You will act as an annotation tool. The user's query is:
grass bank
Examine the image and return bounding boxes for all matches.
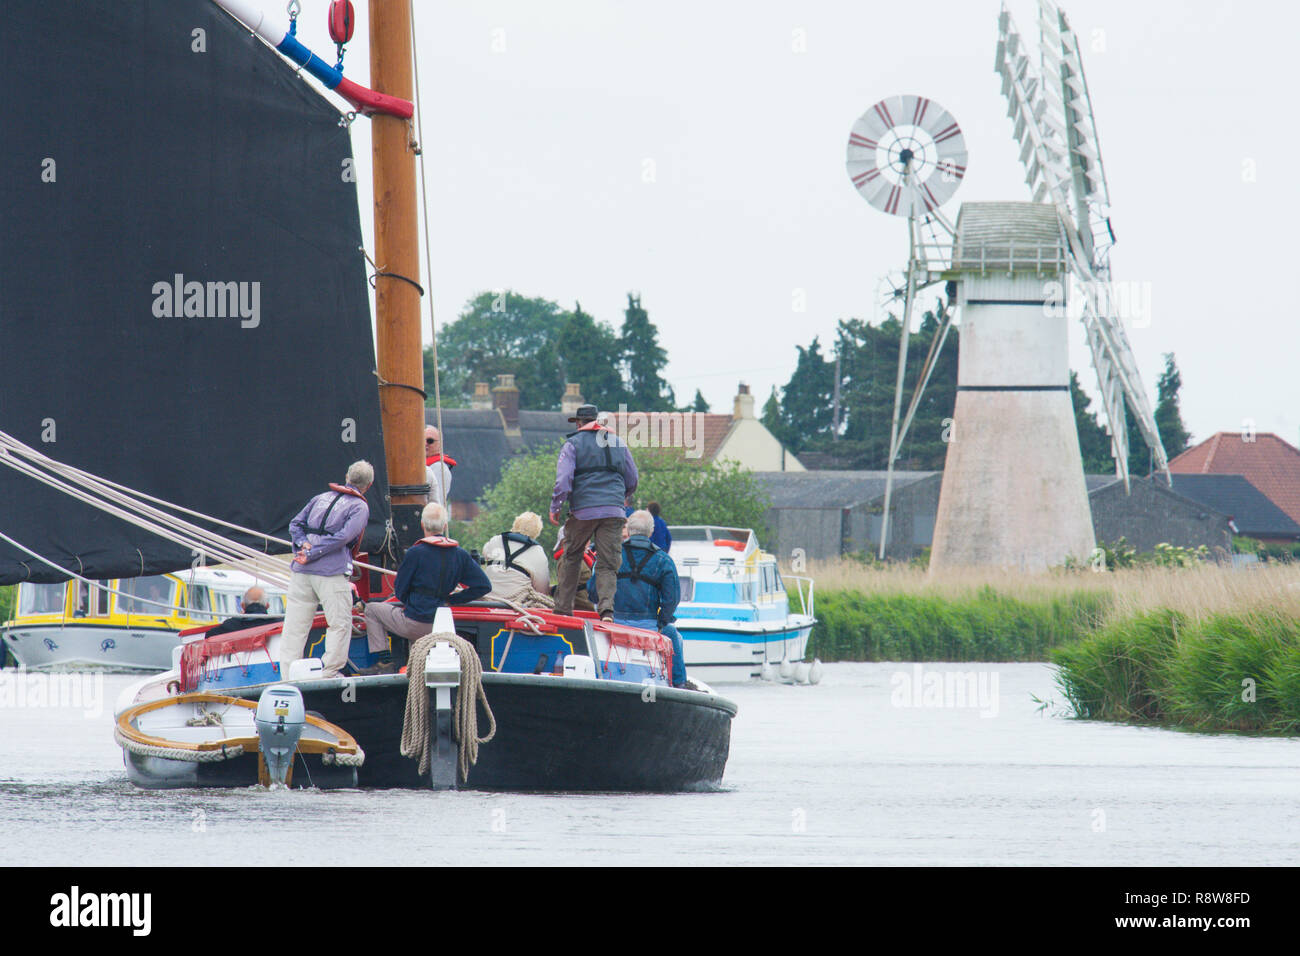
[807,586,1107,661]
[802,562,1300,663]
[800,560,1300,733]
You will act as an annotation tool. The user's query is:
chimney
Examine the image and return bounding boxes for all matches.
[492,373,520,428]
[471,381,492,410]
[561,383,584,417]
[733,382,754,420]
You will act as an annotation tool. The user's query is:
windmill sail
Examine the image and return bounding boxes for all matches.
[0,0,390,584]
[995,1,1168,487]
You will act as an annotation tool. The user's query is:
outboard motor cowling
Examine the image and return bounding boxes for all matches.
[255,684,306,787]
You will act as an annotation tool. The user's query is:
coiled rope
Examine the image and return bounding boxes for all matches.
[400,632,495,782]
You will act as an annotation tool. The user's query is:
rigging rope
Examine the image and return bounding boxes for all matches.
[0,430,396,582]
[409,0,448,511]
[400,632,495,782]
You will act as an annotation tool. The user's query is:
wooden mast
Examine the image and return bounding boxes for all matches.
[369,0,424,549]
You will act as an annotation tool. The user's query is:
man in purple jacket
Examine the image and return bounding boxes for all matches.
[550,404,637,620]
[280,460,373,679]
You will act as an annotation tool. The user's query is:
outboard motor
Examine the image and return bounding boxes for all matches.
[255,684,306,787]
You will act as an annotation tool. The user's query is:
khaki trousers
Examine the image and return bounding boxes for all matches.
[280,572,355,678]
[364,601,434,653]
[553,515,625,616]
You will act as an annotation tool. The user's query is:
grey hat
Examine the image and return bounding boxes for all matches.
[567,403,599,423]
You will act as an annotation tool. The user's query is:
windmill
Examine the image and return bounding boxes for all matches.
[844,95,966,558]
[995,0,1168,488]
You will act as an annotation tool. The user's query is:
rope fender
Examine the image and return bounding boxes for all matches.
[114,727,244,763]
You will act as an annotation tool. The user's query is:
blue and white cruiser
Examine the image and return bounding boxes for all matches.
[667,527,820,684]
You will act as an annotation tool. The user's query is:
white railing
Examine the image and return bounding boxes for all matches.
[784,575,816,621]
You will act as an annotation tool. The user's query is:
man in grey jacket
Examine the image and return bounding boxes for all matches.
[280,460,373,678]
[550,404,637,620]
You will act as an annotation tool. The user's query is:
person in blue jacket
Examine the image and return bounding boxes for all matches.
[622,501,671,551]
[361,502,489,674]
[588,509,687,688]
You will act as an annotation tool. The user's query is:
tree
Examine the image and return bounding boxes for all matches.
[1070,371,1117,474]
[765,336,836,453]
[1123,352,1190,476]
[814,302,956,469]
[427,290,568,408]
[620,293,675,411]
[1153,353,1190,459]
[556,301,626,408]
[690,389,710,413]
[466,444,770,554]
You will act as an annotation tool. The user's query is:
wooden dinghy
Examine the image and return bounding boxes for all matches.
[115,688,363,790]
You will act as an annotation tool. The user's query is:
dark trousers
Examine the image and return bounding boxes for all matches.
[553,515,625,616]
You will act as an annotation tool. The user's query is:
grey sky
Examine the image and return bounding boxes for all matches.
[291,0,1297,446]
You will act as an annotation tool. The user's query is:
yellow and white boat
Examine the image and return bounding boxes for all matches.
[1,567,285,671]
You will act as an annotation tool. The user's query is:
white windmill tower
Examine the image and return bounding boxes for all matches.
[844,95,967,559]
[993,0,1169,488]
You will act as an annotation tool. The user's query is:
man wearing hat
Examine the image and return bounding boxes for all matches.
[550,403,637,620]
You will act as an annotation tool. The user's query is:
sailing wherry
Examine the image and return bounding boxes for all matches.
[2,0,737,792]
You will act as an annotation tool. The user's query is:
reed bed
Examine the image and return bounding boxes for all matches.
[800,559,1300,733]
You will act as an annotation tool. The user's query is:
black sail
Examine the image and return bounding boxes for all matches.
[0,0,390,584]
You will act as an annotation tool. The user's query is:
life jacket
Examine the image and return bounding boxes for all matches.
[417,535,458,548]
[305,484,368,558]
[618,539,666,589]
[425,453,458,468]
[565,425,628,513]
[495,532,540,575]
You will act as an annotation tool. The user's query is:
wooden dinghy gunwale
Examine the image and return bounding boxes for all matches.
[116,692,361,758]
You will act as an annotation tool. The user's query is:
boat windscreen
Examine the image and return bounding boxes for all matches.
[17,583,67,616]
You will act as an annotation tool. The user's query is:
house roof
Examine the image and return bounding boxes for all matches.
[1168,432,1300,526]
[1166,473,1300,539]
[753,470,937,509]
[599,411,735,462]
[426,408,570,503]
[429,402,796,505]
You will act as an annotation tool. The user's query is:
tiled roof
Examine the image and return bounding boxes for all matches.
[1168,432,1300,526]
[1167,473,1300,539]
[426,408,569,503]
[599,411,735,462]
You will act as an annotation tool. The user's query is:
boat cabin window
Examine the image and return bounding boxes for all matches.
[185,583,215,621]
[17,582,68,616]
[119,576,176,616]
[75,580,112,617]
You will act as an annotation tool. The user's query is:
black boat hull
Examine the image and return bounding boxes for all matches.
[232,673,735,791]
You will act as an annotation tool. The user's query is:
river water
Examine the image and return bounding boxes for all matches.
[1,662,1297,866]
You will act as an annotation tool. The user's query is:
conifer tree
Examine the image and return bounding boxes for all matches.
[620,293,675,411]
